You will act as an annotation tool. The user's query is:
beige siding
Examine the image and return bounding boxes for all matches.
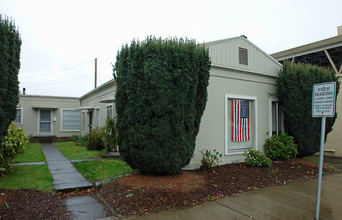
[207,37,281,77]
[79,80,116,136]
[16,95,80,137]
[185,66,279,169]
[184,37,282,169]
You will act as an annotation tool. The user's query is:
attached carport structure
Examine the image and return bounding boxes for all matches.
[271,26,342,156]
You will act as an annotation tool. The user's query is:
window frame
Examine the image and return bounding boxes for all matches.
[60,109,81,132]
[13,107,23,124]
[38,109,53,135]
[225,94,257,155]
[106,104,113,119]
[268,97,283,137]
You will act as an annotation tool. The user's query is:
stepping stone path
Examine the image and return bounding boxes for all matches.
[41,143,93,192]
[41,143,107,219]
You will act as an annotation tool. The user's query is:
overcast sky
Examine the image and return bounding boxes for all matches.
[2,0,342,97]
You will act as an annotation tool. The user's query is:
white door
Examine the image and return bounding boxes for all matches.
[39,110,52,134]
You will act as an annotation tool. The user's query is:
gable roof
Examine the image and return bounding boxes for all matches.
[80,78,116,100]
[206,36,282,77]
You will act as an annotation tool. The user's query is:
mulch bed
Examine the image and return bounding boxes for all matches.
[97,158,339,217]
[0,158,339,219]
[0,189,69,220]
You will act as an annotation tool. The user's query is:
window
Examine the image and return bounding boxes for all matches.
[270,100,283,135]
[106,105,113,119]
[94,108,100,128]
[225,95,257,155]
[61,109,80,131]
[82,111,86,132]
[239,47,248,65]
[13,108,22,124]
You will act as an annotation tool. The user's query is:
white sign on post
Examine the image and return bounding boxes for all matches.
[312,81,336,220]
[312,82,336,117]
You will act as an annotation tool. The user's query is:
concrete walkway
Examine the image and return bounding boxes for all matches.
[41,143,93,192]
[121,173,342,220]
[41,143,108,219]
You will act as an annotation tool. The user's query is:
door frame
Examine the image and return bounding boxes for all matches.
[38,109,53,135]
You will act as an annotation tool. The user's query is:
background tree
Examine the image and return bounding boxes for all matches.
[114,37,211,175]
[277,61,340,157]
[0,15,21,144]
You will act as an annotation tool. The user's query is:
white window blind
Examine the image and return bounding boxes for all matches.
[62,110,80,131]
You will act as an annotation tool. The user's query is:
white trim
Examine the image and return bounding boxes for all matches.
[81,110,87,132]
[211,64,278,79]
[268,97,279,138]
[225,94,257,156]
[38,109,53,135]
[14,107,23,124]
[60,108,81,132]
[94,107,100,128]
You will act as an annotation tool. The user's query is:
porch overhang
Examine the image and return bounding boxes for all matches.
[77,106,94,111]
[32,106,58,111]
[99,98,115,103]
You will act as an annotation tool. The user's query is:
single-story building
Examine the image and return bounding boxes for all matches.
[185,36,282,169]
[15,95,81,139]
[78,79,116,136]
[15,36,282,169]
[271,26,342,157]
[75,36,282,169]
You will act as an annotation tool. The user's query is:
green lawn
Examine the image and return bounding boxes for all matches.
[73,158,134,182]
[13,143,45,163]
[0,165,54,191]
[54,141,106,160]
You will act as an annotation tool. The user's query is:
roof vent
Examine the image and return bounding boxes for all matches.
[338,25,342,36]
[241,35,247,39]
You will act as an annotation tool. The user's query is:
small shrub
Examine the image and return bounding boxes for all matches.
[244,150,272,168]
[200,149,222,169]
[0,123,29,175]
[264,133,298,161]
[72,135,86,146]
[102,118,117,152]
[84,129,105,151]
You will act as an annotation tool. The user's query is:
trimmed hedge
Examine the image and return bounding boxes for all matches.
[0,15,21,144]
[114,37,211,175]
[277,61,340,157]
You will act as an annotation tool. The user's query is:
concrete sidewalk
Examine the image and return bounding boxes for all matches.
[123,173,342,220]
[41,143,108,219]
[41,143,93,192]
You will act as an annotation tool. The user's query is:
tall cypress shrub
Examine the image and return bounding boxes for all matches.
[114,37,211,175]
[0,15,21,144]
[277,61,340,157]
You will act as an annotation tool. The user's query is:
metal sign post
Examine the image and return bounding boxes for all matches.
[315,116,326,220]
[312,82,336,220]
